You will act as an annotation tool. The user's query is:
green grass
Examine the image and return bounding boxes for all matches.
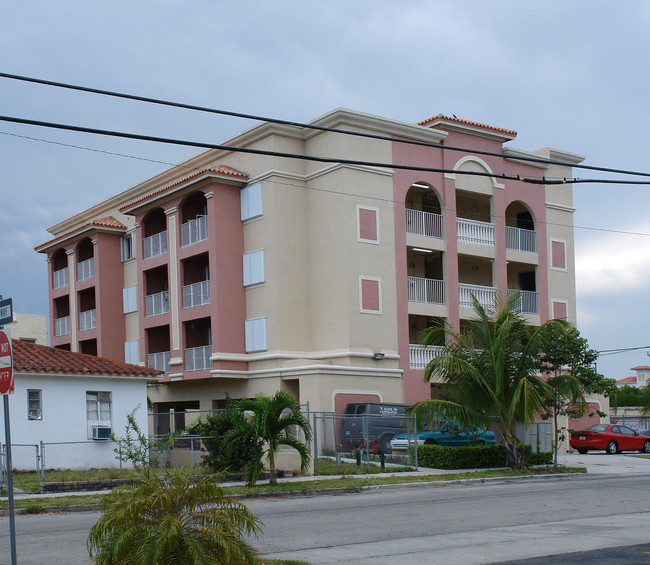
[316,458,414,475]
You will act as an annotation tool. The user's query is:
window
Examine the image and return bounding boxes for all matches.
[121,233,135,261]
[123,285,138,314]
[124,339,139,365]
[241,182,263,221]
[359,277,382,314]
[86,391,112,437]
[27,389,42,420]
[357,205,379,244]
[550,239,567,271]
[243,249,265,286]
[552,300,568,321]
[245,317,267,352]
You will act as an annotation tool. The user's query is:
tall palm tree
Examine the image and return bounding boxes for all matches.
[237,391,312,486]
[87,467,261,564]
[413,294,566,469]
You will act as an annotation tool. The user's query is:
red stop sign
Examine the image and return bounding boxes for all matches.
[0,330,13,395]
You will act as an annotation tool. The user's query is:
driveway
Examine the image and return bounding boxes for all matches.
[558,451,650,474]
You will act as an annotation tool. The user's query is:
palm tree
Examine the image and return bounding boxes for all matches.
[236,391,312,486]
[413,294,565,469]
[87,467,261,565]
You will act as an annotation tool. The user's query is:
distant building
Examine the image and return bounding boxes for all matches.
[5,312,48,345]
[616,365,650,389]
[34,109,581,420]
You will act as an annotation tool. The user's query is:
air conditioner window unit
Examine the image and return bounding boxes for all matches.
[92,426,112,440]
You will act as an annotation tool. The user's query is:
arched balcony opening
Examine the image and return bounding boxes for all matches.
[180,192,208,246]
[405,183,443,239]
[143,208,168,259]
[505,201,536,253]
[76,238,95,281]
[52,249,69,289]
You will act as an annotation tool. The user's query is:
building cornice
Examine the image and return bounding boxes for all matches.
[502,147,550,169]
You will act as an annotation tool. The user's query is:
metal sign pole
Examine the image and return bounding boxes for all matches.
[4,394,17,564]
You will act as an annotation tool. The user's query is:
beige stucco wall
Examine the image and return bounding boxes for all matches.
[9,313,48,345]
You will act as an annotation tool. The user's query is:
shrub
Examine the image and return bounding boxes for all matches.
[413,444,553,469]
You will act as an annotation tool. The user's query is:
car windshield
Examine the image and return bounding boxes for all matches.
[587,424,609,432]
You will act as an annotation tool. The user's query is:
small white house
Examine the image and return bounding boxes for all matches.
[0,340,160,470]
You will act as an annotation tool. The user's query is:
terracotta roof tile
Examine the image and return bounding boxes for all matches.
[630,365,650,371]
[13,340,161,379]
[35,216,127,253]
[418,114,517,137]
[616,376,638,384]
[119,166,249,212]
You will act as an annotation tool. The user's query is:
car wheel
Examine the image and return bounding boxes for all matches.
[641,440,650,454]
[577,449,588,455]
[424,439,437,446]
[606,441,618,454]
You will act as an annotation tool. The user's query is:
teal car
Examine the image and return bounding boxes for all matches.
[389,421,496,452]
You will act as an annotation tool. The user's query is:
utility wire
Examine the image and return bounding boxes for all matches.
[2,71,650,179]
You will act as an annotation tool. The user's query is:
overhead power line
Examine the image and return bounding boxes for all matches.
[2,71,650,180]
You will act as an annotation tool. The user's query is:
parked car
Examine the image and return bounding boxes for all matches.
[390,421,496,452]
[339,402,411,453]
[569,424,650,454]
[639,429,650,437]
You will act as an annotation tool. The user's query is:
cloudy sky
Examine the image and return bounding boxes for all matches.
[2,1,649,380]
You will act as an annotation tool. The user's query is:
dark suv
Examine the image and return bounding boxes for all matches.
[339,402,411,453]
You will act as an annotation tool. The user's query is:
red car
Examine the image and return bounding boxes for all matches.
[570,424,650,454]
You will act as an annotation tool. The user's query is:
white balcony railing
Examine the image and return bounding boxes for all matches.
[407,276,444,305]
[457,218,494,247]
[54,316,71,337]
[181,216,208,247]
[147,351,171,374]
[506,226,536,253]
[53,267,69,289]
[183,280,210,308]
[144,231,168,259]
[77,258,95,281]
[508,289,539,314]
[185,345,211,371]
[409,344,444,370]
[405,209,443,239]
[79,309,96,331]
[145,291,169,317]
[459,283,497,310]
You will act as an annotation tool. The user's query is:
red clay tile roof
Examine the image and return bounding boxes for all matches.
[13,340,161,379]
[616,376,638,384]
[630,366,650,371]
[35,216,127,253]
[418,114,517,137]
[119,166,249,213]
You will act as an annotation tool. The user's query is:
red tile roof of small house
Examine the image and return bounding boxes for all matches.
[34,216,127,253]
[418,114,517,138]
[616,376,638,385]
[630,366,650,371]
[12,340,161,379]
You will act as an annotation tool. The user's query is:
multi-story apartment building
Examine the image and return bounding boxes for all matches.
[35,109,581,422]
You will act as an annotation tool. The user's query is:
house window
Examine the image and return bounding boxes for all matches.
[243,249,265,286]
[124,339,139,365]
[357,205,379,244]
[123,285,138,314]
[245,317,267,352]
[241,182,263,221]
[121,233,135,262]
[359,277,382,314]
[550,239,567,271]
[86,391,112,438]
[27,389,42,420]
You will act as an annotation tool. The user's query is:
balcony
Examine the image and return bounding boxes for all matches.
[508,289,539,314]
[54,316,71,337]
[406,209,443,239]
[183,280,210,308]
[148,351,171,373]
[79,309,97,331]
[181,216,208,247]
[457,218,494,247]
[144,231,168,259]
[459,283,497,310]
[145,291,169,317]
[77,258,95,281]
[185,345,211,371]
[409,344,444,370]
[407,276,444,305]
[506,226,536,253]
[53,267,69,289]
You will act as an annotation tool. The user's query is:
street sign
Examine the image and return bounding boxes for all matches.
[0,296,12,327]
[0,328,13,395]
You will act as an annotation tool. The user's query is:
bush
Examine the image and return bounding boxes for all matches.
[193,402,262,474]
[413,444,552,469]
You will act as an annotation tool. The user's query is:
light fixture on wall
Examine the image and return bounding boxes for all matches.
[373,352,385,360]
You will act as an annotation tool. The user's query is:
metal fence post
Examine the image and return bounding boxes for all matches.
[118,439,123,472]
[40,441,46,482]
[312,412,318,476]
[414,413,418,470]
